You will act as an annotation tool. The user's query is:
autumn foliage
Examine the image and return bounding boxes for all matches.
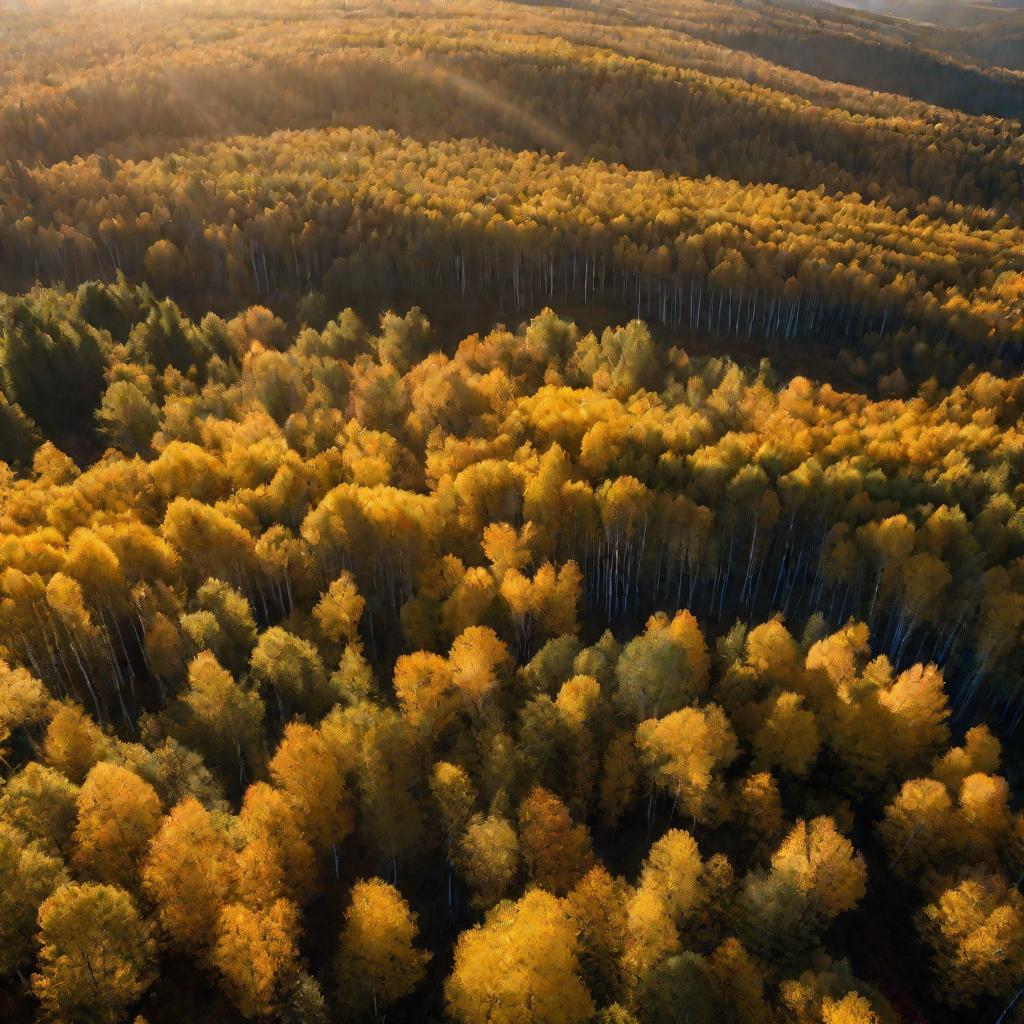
[2,1,1024,1023]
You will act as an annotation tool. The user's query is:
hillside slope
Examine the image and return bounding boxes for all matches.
[2,5,1024,1024]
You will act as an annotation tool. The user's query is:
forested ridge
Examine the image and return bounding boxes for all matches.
[833,2,1024,72]
[5,2,1024,385]
[2,1,1024,1023]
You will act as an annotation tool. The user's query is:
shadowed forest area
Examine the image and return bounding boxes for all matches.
[2,2,1024,1023]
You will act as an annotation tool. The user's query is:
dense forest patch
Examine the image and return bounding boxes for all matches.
[2,2,1024,1023]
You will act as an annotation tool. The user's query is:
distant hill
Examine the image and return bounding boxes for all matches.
[833,0,1024,27]
[946,8,1024,70]
[831,0,1024,68]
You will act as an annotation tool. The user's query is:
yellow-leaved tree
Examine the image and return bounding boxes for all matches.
[141,796,237,951]
[456,812,520,910]
[32,882,156,1023]
[0,822,67,977]
[770,817,867,920]
[72,762,163,889]
[335,878,430,1020]
[446,888,594,1024]
[919,871,1024,1007]
[518,785,594,895]
[212,897,300,1019]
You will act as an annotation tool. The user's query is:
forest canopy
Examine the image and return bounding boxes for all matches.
[2,2,1024,1024]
